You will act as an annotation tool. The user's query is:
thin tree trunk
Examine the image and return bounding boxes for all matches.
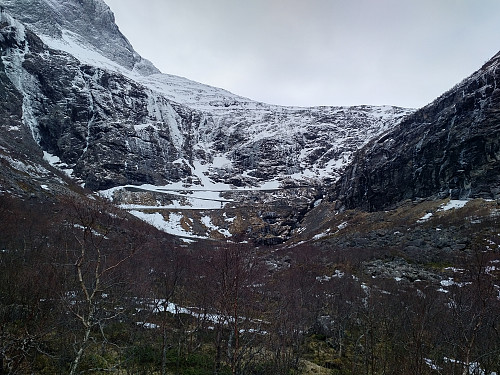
[69,322,92,375]
[214,328,222,375]
[162,324,168,375]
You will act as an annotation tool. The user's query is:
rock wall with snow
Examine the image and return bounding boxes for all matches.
[1,0,158,75]
[2,0,500,247]
[332,51,500,210]
[0,3,412,193]
[1,11,203,189]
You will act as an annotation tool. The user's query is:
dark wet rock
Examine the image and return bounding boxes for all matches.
[333,52,500,211]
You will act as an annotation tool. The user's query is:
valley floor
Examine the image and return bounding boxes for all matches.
[1,190,499,374]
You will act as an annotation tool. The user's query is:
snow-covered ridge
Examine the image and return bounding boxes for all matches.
[35,24,258,113]
[0,2,413,204]
[8,16,411,189]
[2,0,159,75]
[0,1,415,245]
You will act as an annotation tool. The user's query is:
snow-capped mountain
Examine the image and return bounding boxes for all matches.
[3,4,500,372]
[0,0,412,195]
[1,0,158,75]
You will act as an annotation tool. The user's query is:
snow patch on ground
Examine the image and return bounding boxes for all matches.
[43,151,75,178]
[443,357,497,375]
[201,215,230,238]
[337,221,348,230]
[129,210,203,239]
[418,212,433,223]
[313,229,331,240]
[0,153,50,177]
[316,270,345,282]
[136,322,159,329]
[418,200,469,223]
[127,210,230,240]
[439,199,468,211]
[437,277,472,293]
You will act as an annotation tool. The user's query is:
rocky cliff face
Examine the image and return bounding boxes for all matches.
[1,0,158,75]
[0,3,412,194]
[0,1,416,244]
[333,52,500,211]
[1,0,500,249]
[1,11,202,190]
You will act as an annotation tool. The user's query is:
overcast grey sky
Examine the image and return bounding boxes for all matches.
[104,0,500,109]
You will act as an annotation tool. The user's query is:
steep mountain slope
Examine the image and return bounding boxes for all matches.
[0,1,415,243]
[0,10,66,199]
[333,51,500,211]
[0,1,412,194]
[1,0,158,75]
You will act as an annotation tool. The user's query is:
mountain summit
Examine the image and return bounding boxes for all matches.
[2,0,159,74]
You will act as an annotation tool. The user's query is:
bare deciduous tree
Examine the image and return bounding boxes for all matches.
[61,199,139,375]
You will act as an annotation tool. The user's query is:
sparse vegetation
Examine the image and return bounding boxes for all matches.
[1,191,499,374]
